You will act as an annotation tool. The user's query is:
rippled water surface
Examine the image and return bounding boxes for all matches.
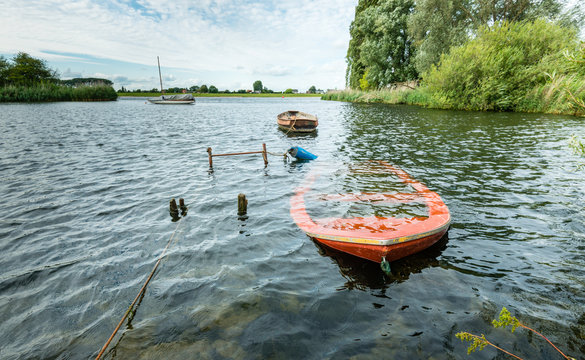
[1,98,584,359]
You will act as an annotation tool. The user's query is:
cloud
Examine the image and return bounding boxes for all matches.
[61,68,82,79]
[253,65,292,77]
[1,0,357,90]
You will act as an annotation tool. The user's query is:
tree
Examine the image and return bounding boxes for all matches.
[308,85,317,94]
[3,52,58,85]
[61,77,113,87]
[0,56,9,85]
[408,0,568,74]
[253,80,263,92]
[346,0,381,88]
[189,85,200,92]
[284,88,294,94]
[199,84,208,93]
[407,0,470,74]
[346,0,417,89]
[209,85,218,93]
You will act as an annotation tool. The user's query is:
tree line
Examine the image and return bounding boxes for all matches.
[0,52,117,102]
[0,52,113,87]
[343,0,584,114]
[120,80,320,94]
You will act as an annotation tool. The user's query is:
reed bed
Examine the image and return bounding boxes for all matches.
[321,88,431,106]
[322,84,584,117]
[0,84,118,102]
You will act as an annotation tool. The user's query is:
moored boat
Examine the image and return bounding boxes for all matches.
[147,56,195,105]
[147,94,195,104]
[277,110,318,133]
[290,161,450,263]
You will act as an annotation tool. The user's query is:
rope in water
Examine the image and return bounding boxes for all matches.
[95,217,184,360]
[267,151,287,157]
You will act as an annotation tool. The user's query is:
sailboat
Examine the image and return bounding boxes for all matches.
[148,57,195,105]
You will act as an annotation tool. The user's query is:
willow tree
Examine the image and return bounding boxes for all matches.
[408,0,569,74]
[346,0,417,89]
[346,0,380,89]
[407,0,470,75]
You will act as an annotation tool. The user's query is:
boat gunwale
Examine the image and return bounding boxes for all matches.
[291,161,451,247]
[303,216,451,246]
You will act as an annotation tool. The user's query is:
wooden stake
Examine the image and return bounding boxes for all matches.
[238,193,248,216]
[262,143,268,166]
[169,198,180,221]
[179,198,187,216]
[207,147,213,168]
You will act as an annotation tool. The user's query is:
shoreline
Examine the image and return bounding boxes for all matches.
[321,88,585,118]
[117,92,322,98]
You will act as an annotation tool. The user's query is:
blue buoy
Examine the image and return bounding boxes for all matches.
[288,146,317,160]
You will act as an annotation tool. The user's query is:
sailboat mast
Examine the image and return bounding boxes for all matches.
[157,56,163,94]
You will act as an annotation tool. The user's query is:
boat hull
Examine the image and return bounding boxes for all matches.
[291,161,451,264]
[312,226,448,263]
[277,123,317,133]
[147,94,195,105]
[147,99,195,104]
[277,110,318,132]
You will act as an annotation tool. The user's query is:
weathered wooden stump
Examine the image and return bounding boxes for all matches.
[207,147,213,167]
[237,193,248,216]
[169,198,180,221]
[179,198,187,217]
[262,143,268,166]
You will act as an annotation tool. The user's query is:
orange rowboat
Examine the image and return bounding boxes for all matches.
[290,161,450,263]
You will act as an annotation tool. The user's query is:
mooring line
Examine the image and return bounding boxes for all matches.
[95,217,184,360]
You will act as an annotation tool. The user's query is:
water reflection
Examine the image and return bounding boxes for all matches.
[313,234,449,291]
[278,128,319,138]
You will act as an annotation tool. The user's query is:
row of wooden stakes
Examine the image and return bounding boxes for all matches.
[169,194,248,221]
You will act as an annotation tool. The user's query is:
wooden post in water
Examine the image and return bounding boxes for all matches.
[179,198,187,216]
[169,198,179,221]
[238,193,248,216]
[207,147,213,168]
[262,143,268,166]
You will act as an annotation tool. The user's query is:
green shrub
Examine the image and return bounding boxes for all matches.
[422,19,579,112]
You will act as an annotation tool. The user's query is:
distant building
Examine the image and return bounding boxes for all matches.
[292,89,298,94]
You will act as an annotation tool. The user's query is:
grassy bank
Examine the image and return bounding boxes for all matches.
[0,84,118,102]
[321,86,585,116]
[321,88,438,108]
[118,92,322,98]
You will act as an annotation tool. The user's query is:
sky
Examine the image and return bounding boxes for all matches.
[1,0,358,92]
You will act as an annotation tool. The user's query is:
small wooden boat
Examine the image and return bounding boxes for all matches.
[290,161,450,263]
[277,110,318,133]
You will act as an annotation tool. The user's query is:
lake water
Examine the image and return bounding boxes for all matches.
[0,97,584,359]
